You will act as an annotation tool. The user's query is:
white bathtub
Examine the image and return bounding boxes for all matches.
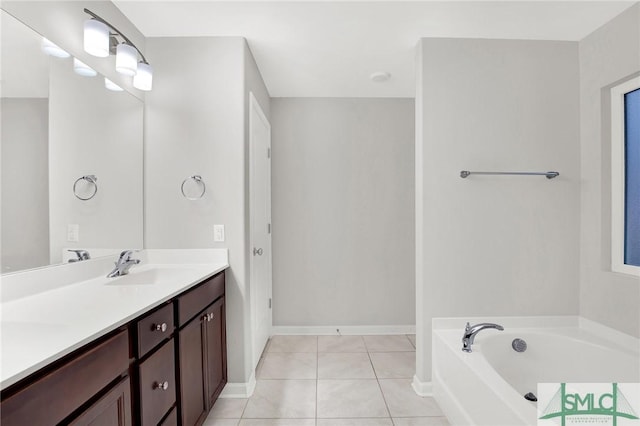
[432,317,640,426]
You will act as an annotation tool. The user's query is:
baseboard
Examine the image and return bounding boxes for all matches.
[218,371,256,398]
[271,324,416,335]
[412,375,433,396]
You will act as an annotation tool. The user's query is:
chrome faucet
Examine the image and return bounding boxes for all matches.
[107,250,140,278]
[68,249,91,262]
[462,322,504,352]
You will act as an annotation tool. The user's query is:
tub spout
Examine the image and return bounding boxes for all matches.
[462,322,504,352]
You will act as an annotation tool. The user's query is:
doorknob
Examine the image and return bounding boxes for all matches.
[253,247,263,256]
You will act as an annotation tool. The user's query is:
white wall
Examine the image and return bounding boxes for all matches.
[48,59,143,264]
[1,99,49,272]
[579,4,640,338]
[271,98,415,327]
[416,38,580,383]
[144,36,270,385]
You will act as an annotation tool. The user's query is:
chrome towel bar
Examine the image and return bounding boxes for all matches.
[181,175,206,200]
[73,175,98,200]
[460,171,559,179]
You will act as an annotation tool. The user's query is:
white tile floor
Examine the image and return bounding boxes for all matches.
[203,335,449,426]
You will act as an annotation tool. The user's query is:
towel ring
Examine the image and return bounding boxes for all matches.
[73,175,98,201]
[181,175,206,200]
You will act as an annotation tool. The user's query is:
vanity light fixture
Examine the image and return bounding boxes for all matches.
[41,37,70,58]
[133,62,153,91]
[83,19,109,57]
[73,58,97,77]
[83,8,153,91]
[104,77,124,92]
[115,43,137,76]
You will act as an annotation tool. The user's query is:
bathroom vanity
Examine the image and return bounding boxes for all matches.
[0,250,228,426]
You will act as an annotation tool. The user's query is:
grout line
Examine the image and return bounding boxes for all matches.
[246,335,437,424]
[367,341,394,422]
[238,385,250,420]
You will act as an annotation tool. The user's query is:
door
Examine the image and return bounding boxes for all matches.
[249,92,272,368]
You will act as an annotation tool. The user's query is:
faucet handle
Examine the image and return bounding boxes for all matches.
[464,322,471,332]
[118,249,139,261]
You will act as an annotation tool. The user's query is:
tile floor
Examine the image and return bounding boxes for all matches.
[203,335,449,426]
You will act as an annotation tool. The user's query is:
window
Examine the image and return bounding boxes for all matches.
[611,76,640,275]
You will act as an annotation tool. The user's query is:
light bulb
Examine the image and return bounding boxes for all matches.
[84,19,109,57]
[116,44,137,76]
[41,38,70,58]
[133,62,153,91]
[73,58,97,77]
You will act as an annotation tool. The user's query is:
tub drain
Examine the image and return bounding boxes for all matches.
[512,338,527,352]
[524,392,537,402]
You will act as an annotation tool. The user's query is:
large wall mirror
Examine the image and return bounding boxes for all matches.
[1,9,143,274]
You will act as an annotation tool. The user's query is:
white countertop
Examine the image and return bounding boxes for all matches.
[0,249,229,390]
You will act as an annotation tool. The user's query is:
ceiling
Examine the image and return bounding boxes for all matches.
[115,1,636,98]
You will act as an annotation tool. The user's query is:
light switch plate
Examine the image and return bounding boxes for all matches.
[213,225,225,242]
[67,224,79,242]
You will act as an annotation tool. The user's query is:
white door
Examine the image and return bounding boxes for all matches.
[249,92,272,369]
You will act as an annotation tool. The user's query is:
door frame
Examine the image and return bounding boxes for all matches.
[248,91,272,369]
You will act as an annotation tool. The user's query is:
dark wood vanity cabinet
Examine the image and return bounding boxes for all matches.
[134,301,177,426]
[203,298,226,407]
[0,329,131,426]
[69,377,132,426]
[0,270,226,426]
[138,339,176,425]
[177,272,227,426]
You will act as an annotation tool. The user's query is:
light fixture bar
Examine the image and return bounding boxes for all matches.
[83,8,149,65]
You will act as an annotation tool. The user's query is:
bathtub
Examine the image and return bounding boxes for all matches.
[432,317,640,426]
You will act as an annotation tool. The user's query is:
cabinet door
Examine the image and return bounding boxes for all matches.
[204,298,226,407]
[70,377,132,426]
[178,315,207,426]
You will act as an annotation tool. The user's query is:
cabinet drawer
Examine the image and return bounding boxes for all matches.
[1,329,129,426]
[139,339,176,426]
[178,271,224,326]
[160,407,178,426]
[137,302,174,357]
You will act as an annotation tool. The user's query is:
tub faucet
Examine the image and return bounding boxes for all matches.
[107,250,140,278]
[462,322,504,352]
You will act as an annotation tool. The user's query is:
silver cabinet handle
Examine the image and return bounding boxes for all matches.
[154,381,169,390]
[253,247,263,256]
[208,313,214,321]
[202,313,214,322]
[153,323,168,332]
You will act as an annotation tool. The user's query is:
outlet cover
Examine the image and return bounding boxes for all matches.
[67,224,79,242]
[214,225,225,242]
